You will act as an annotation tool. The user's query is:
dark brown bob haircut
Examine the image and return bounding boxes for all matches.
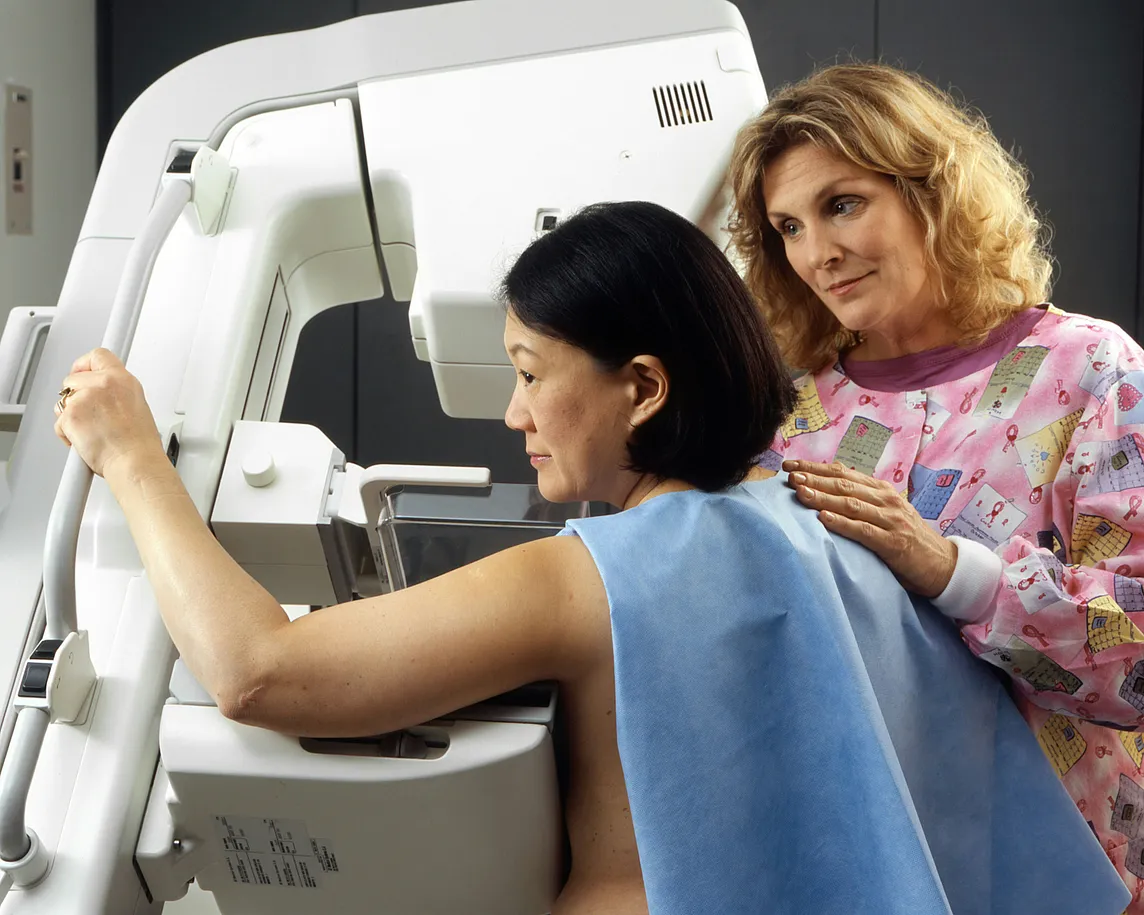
[501,201,795,492]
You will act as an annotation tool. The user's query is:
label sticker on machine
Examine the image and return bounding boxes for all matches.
[214,816,340,888]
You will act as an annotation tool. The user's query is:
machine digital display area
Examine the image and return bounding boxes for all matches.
[0,1,766,912]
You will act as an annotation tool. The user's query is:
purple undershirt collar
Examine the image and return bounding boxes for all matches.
[838,306,1048,392]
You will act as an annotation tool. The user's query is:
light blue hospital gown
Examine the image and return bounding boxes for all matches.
[562,475,1128,915]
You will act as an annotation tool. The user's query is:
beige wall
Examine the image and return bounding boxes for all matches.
[0,0,96,459]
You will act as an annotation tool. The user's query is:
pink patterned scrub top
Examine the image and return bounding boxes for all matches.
[760,304,1144,906]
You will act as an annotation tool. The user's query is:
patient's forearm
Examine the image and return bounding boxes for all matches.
[104,447,288,714]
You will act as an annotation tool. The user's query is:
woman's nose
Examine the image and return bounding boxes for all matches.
[805,225,843,270]
[504,386,532,431]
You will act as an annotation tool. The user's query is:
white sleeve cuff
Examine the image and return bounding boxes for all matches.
[931,536,1003,624]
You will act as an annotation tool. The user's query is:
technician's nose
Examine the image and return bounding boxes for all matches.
[806,226,843,271]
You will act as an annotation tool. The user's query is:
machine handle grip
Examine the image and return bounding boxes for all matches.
[0,709,49,868]
[0,178,193,876]
[43,178,192,640]
[359,462,491,493]
[332,463,490,529]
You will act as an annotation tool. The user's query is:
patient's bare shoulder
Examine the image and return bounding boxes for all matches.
[533,534,615,677]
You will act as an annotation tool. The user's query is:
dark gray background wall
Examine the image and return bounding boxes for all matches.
[96,0,1144,480]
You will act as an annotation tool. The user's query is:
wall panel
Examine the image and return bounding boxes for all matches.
[733,0,875,92]
[880,0,1144,336]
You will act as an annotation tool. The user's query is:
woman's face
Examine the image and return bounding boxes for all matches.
[763,143,944,354]
[503,310,644,505]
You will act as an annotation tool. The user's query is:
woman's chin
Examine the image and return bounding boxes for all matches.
[535,474,583,505]
[536,479,567,503]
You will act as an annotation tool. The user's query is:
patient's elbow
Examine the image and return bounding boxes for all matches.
[216,678,270,725]
[212,638,283,727]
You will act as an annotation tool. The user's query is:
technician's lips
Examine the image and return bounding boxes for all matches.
[827,272,872,295]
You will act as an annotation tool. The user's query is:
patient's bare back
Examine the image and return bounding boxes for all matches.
[553,646,647,914]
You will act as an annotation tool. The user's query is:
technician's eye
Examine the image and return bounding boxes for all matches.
[832,197,861,217]
[519,371,536,386]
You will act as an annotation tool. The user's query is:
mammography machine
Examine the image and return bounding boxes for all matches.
[0,1,765,911]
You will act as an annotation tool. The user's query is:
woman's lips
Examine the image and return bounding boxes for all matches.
[827,272,871,296]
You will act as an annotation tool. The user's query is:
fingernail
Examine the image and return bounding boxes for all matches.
[782,460,799,470]
[790,472,806,485]
[800,486,814,500]
[819,511,834,522]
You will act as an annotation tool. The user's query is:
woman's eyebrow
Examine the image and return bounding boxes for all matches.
[508,342,539,358]
[766,179,863,221]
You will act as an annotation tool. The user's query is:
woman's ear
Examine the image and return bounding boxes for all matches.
[627,355,669,427]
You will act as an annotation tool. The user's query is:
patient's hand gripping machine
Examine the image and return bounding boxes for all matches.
[0,2,765,911]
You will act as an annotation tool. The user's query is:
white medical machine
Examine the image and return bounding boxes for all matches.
[0,1,766,911]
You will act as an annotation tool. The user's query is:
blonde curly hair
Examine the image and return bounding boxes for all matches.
[727,63,1053,372]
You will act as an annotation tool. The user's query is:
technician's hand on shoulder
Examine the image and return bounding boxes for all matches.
[53,347,163,479]
[783,458,957,599]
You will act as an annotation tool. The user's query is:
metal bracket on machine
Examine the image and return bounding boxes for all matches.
[0,306,55,434]
[15,631,97,724]
[329,461,492,593]
[189,146,236,236]
[134,764,212,903]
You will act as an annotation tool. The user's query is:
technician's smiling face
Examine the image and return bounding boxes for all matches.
[764,142,949,357]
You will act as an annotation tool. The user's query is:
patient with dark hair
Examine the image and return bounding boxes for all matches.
[54,202,1126,914]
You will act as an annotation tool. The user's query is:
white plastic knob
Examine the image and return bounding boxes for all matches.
[241,450,277,488]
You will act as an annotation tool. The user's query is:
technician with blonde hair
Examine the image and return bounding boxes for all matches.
[729,62,1144,902]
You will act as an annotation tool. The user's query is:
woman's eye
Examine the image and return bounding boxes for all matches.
[832,198,860,217]
[518,371,536,386]
[781,221,801,239]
